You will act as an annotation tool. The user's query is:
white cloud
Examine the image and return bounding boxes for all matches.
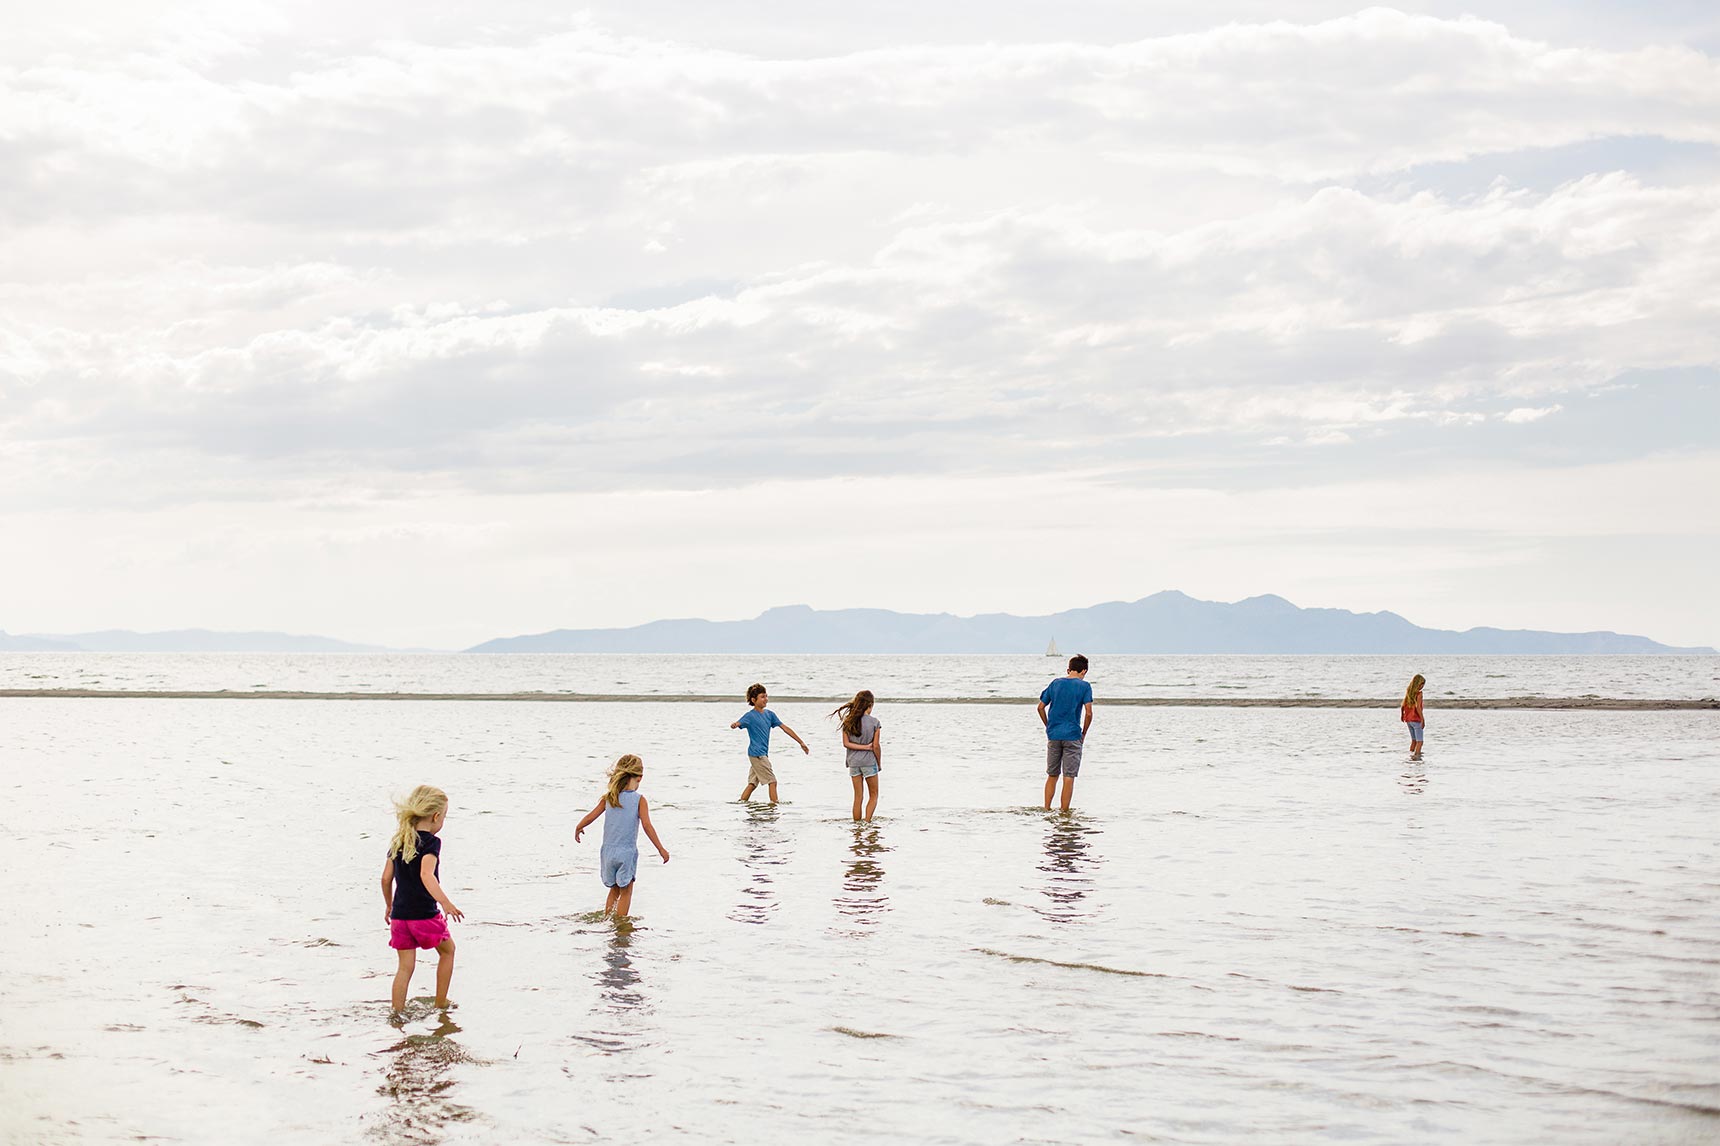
[0,4,1716,640]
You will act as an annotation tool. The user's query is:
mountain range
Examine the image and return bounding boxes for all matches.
[466,592,1714,654]
[2,594,1710,655]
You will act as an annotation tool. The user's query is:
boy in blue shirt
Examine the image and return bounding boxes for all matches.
[730,683,809,803]
[1038,655,1093,811]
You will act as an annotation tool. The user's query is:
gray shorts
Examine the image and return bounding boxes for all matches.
[1046,739,1084,778]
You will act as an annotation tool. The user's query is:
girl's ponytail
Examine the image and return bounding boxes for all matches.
[605,755,645,808]
[829,690,875,738]
[388,785,448,863]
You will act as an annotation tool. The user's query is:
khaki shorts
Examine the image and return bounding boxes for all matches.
[747,755,777,786]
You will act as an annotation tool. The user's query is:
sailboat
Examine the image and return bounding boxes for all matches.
[1045,638,1060,658]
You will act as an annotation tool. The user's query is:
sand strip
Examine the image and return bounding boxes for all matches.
[0,690,1713,709]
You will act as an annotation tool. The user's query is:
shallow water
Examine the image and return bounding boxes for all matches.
[2,651,1718,699]
[2,697,1717,1144]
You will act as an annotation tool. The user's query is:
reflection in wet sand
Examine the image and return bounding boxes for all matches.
[1399,764,1429,796]
[572,926,656,1067]
[833,824,891,933]
[730,803,786,925]
[370,1011,475,1144]
[1037,813,1102,924]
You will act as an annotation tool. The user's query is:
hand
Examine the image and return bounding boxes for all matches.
[574,826,584,842]
[384,912,392,928]
[800,741,810,754]
[444,905,465,923]
[659,849,671,864]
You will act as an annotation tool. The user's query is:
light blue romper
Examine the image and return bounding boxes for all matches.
[600,789,642,888]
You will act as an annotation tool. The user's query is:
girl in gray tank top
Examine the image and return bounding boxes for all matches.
[830,690,882,822]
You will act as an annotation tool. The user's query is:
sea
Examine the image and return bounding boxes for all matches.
[1,654,1716,1144]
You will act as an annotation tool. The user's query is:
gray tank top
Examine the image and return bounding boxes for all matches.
[843,714,881,768]
[601,789,641,851]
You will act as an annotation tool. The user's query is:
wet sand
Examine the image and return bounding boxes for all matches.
[0,688,1714,709]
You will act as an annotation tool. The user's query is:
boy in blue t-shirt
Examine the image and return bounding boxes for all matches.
[1038,655,1094,811]
[730,682,809,803]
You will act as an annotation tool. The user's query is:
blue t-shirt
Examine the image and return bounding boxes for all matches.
[1040,676,1093,741]
[736,707,782,757]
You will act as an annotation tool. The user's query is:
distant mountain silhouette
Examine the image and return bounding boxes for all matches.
[5,629,391,653]
[0,631,81,651]
[466,592,1714,654]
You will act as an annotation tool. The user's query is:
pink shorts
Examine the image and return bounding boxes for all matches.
[389,914,450,950]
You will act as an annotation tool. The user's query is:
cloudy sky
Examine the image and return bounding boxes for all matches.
[3,2,1717,649]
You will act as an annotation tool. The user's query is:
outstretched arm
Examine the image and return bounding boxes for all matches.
[638,796,670,862]
[418,854,464,922]
[782,724,811,754]
[574,797,606,842]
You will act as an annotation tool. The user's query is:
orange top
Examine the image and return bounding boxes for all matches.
[1401,699,1423,723]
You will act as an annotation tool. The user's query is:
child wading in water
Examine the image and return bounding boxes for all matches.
[832,689,882,821]
[575,754,670,918]
[730,683,809,803]
[1401,674,1426,760]
[381,785,465,1013]
[1039,654,1094,811]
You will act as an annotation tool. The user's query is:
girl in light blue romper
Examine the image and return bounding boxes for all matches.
[575,754,671,918]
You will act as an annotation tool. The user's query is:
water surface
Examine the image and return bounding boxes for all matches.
[2,696,1717,1143]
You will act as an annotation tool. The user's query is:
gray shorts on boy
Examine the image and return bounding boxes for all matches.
[1046,739,1083,777]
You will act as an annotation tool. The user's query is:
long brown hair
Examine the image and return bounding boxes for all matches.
[830,690,875,738]
[604,754,644,808]
[1402,674,1425,709]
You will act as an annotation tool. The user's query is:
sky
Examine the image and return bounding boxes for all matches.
[2,2,1716,650]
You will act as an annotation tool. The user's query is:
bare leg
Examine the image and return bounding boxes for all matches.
[1043,775,1057,810]
[604,885,621,916]
[864,775,879,821]
[1412,739,1423,761]
[851,775,864,821]
[1060,776,1076,812]
[767,781,779,804]
[739,782,757,801]
[433,937,456,1008]
[391,949,416,1011]
[614,882,635,917]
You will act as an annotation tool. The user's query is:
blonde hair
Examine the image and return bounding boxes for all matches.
[1402,674,1426,708]
[830,690,875,738]
[605,754,644,808]
[388,785,447,863]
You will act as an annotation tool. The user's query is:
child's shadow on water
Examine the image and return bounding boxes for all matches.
[832,823,892,934]
[1035,812,1104,925]
[729,802,786,925]
[371,1010,478,1142]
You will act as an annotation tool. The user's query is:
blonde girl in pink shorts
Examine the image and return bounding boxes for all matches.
[380,785,465,1013]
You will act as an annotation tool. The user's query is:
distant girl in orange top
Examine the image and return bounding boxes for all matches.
[1401,674,1426,760]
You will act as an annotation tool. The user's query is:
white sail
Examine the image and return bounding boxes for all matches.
[1046,638,1060,657]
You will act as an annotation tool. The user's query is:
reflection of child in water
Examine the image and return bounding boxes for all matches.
[1401,674,1426,760]
[575,755,670,918]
